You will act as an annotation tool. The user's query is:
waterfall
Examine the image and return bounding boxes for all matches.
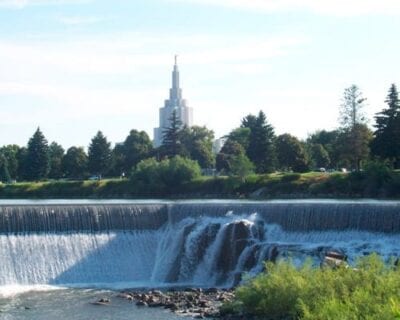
[0,200,400,289]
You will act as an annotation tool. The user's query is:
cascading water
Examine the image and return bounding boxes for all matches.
[1,200,400,290]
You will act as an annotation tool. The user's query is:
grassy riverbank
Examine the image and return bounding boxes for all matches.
[221,255,400,320]
[0,169,400,199]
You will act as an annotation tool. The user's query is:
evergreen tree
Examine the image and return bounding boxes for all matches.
[371,84,400,167]
[62,147,88,179]
[88,131,112,177]
[48,142,65,179]
[339,85,367,129]
[338,85,370,170]
[161,110,184,157]
[241,110,276,173]
[25,128,50,181]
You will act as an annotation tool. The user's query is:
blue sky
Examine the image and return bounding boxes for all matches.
[0,0,400,148]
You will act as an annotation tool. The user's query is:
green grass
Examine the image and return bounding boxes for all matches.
[222,254,400,320]
[1,170,400,199]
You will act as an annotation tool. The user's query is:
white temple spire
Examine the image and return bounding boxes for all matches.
[153,56,193,147]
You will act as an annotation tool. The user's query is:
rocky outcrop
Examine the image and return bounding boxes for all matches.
[119,288,235,318]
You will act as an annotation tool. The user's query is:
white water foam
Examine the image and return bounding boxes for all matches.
[1,212,400,291]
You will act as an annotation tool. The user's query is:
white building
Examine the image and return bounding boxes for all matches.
[212,137,227,154]
[153,56,193,147]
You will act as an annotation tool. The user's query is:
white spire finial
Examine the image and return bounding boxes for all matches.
[174,54,178,65]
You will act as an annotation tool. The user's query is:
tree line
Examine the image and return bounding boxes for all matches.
[217,83,400,177]
[0,83,399,183]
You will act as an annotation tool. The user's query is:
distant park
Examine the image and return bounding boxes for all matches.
[0,84,399,199]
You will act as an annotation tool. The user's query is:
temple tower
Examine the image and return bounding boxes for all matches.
[153,56,193,147]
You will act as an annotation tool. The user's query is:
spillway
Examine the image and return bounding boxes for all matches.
[0,200,399,289]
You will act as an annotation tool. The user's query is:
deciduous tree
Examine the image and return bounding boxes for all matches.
[180,126,215,168]
[48,142,65,179]
[0,145,19,180]
[122,130,153,171]
[276,134,310,172]
[62,147,88,179]
[0,153,11,183]
[309,143,330,169]
[216,140,247,173]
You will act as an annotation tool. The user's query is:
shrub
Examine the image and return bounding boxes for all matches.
[231,254,400,320]
[130,156,201,194]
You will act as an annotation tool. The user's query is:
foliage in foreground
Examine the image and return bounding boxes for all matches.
[225,255,400,320]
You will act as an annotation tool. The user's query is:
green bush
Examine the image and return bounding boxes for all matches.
[130,156,201,194]
[232,254,400,320]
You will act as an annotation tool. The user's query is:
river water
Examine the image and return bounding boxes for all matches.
[0,199,399,319]
[0,288,182,320]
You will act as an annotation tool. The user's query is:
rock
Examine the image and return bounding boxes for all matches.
[198,300,209,308]
[148,302,163,308]
[326,250,347,261]
[322,251,348,268]
[151,290,163,296]
[164,302,178,310]
[136,301,148,307]
[117,293,133,300]
[204,287,218,294]
[269,246,279,262]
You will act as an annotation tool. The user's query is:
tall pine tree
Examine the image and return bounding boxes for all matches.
[371,84,400,167]
[241,110,276,173]
[25,128,50,181]
[162,109,184,158]
[88,131,112,177]
[338,85,370,171]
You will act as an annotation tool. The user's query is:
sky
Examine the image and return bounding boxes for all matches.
[0,0,400,149]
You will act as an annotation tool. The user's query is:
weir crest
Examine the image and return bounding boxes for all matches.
[0,201,399,288]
